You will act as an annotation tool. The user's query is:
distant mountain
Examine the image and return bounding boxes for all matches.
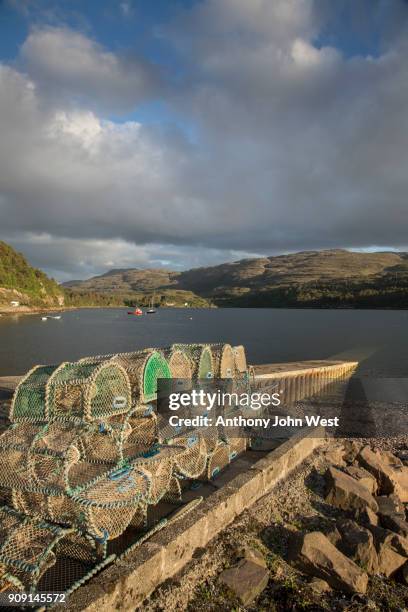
[63,249,408,308]
[0,241,64,310]
[64,268,177,293]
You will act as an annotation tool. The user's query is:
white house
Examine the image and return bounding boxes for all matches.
[10,301,20,307]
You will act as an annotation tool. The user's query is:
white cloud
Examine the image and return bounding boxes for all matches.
[291,38,340,67]
[20,26,157,112]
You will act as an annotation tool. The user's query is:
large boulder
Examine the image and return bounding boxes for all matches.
[376,543,406,577]
[358,446,408,502]
[335,519,378,574]
[289,531,368,594]
[344,466,378,495]
[368,525,408,577]
[219,559,269,606]
[380,450,404,469]
[324,444,346,467]
[325,467,379,512]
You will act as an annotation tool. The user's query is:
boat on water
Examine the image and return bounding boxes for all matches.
[146,293,156,314]
[127,307,143,316]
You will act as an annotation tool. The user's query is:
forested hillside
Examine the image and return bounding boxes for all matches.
[0,242,63,308]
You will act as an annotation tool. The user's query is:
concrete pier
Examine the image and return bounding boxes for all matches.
[253,359,357,378]
[0,376,21,394]
[253,359,358,406]
[0,360,357,393]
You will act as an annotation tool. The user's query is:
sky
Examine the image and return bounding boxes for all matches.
[0,0,408,281]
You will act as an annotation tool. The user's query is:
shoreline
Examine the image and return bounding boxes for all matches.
[0,304,215,317]
[1,304,408,318]
[0,305,78,317]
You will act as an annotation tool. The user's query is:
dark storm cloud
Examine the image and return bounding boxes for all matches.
[1,0,408,278]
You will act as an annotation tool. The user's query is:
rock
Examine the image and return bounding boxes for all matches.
[343,440,363,464]
[239,545,267,568]
[325,467,379,513]
[358,446,392,489]
[356,507,379,528]
[368,526,408,576]
[309,577,332,593]
[335,519,378,574]
[375,495,405,519]
[376,542,406,577]
[289,531,368,594]
[383,532,408,558]
[324,444,346,467]
[392,467,408,503]
[219,559,269,606]
[345,466,378,495]
[379,450,403,469]
[358,446,408,502]
[326,525,342,547]
[381,514,408,538]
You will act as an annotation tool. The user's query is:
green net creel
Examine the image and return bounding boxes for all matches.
[142,351,171,403]
[10,365,59,423]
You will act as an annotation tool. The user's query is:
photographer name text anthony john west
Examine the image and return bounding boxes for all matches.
[168,414,340,429]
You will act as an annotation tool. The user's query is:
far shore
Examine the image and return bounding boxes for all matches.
[0,304,218,317]
[0,305,78,317]
[1,303,407,318]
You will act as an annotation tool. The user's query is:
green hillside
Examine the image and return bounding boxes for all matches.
[0,242,63,307]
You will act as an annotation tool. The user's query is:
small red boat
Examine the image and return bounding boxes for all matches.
[127,307,143,316]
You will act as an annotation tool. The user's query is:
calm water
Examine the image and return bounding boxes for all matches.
[0,308,408,377]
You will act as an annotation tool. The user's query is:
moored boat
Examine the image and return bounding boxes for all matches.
[146,293,156,314]
[128,307,143,316]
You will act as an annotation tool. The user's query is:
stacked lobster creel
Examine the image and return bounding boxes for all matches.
[0,342,251,593]
[75,347,197,518]
[157,345,210,485]
[132,342,251,483]
[207,343,250,477]
[159,344,220,480]
[78,347,206,498]
[0,356,186,592]
[165,343,250,481]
